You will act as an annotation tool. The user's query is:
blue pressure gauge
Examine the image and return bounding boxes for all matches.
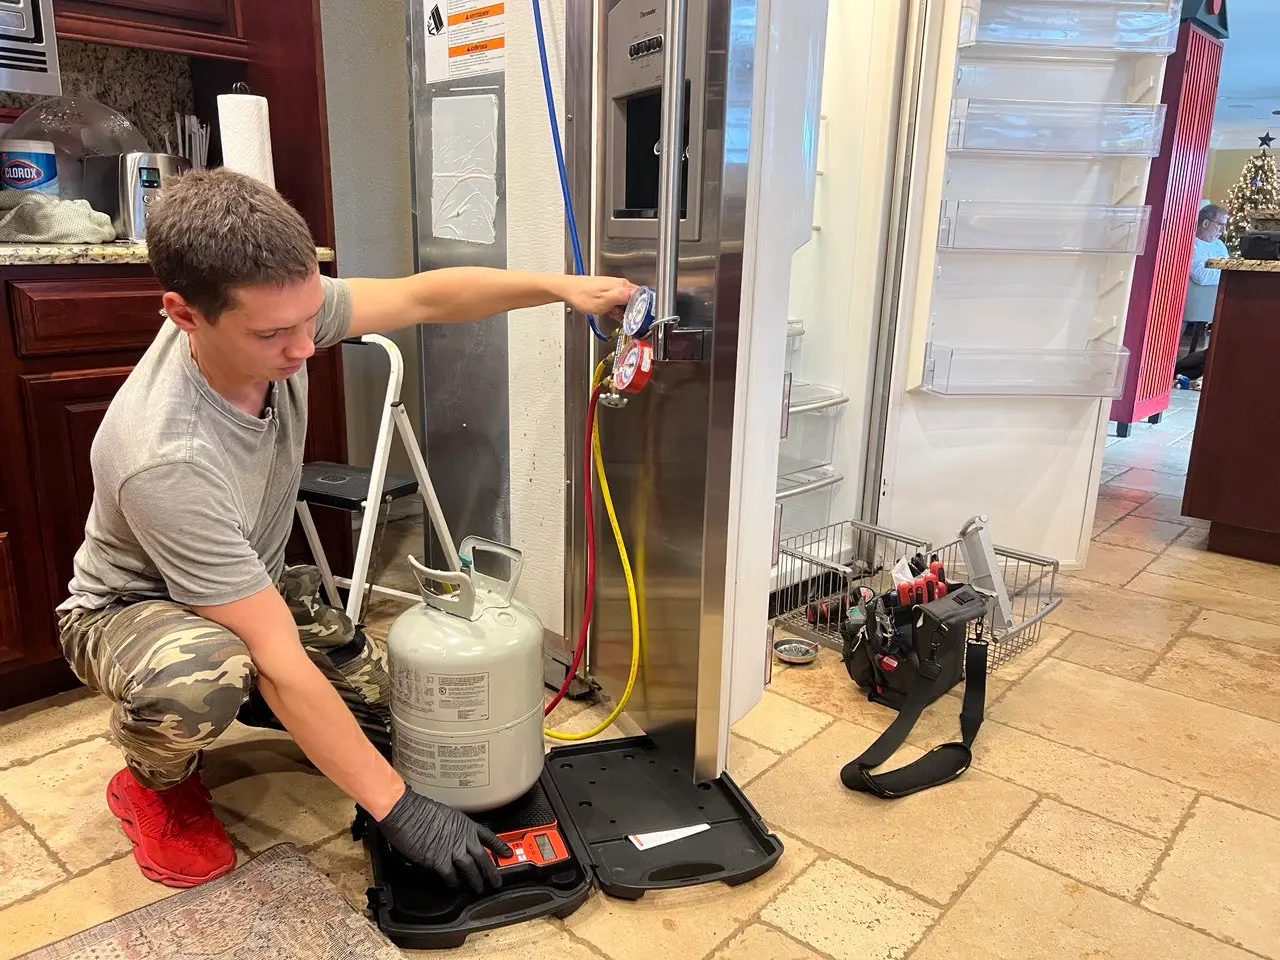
[622,285,657,339]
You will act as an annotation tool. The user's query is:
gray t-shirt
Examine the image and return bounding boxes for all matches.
[58,274,353,612]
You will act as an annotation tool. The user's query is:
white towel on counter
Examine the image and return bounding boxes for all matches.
[0,190,117,243]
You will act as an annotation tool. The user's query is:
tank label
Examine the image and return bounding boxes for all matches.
[394,668,491,722]
[395,734,491,790]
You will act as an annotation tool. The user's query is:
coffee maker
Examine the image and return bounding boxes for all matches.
[83,152,191,241]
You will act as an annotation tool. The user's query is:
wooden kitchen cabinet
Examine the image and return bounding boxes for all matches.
[55,0,245,59]
[21,366,134,614]
[0,534,23,670]
[0,0,342,711]
[0,263,350,710]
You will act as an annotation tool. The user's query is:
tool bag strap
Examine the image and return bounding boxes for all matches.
[839,639,988,799]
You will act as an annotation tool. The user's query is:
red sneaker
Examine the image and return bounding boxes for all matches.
[106,768,236,888]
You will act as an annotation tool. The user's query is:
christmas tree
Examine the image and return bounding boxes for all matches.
[1223,133,1280,254]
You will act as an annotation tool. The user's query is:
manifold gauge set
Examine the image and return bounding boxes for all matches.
[611,285,658,394]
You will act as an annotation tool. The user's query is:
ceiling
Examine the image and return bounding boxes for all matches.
[1211,0,1280,148]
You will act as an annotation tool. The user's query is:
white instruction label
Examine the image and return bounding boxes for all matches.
[395,734,491,790]
[423,1,506,83]
[393,667,490,722]
[628,823,711,851]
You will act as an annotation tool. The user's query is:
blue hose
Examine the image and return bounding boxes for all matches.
[533,0,609,342]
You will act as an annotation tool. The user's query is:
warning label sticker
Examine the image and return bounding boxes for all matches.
[395,734,491,790]
[394,668,490,722]
[424,2,506,83]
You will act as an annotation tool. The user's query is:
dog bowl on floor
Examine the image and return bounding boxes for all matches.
[773,635,819,665]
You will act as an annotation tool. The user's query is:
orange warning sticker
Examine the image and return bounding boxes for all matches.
[448,37,505,59]
[424,1,506,82]
[448,3,503,26]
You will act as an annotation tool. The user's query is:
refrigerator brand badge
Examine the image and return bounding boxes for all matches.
[423,1,506,83]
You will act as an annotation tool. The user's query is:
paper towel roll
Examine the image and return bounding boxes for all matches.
[217,93,275,188]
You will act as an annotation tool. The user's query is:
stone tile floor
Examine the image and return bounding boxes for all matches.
[3,388,1279,959]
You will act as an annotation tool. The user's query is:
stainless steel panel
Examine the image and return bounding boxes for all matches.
[407,0,510,567]
[576,0,759,778]
[560,0,602,682]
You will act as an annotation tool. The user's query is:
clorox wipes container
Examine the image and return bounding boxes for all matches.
[388,537,546,813]
[0,140,58,195]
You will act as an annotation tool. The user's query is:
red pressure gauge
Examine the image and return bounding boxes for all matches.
[613,338,654,394]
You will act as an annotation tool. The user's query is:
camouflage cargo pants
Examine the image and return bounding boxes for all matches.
[57,566,391,791]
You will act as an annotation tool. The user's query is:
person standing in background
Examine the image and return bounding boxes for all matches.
[1182,203,1230,357]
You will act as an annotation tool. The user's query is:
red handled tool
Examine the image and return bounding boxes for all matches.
[897,583,912,606]
[929,560,948,597]
[806,595,849,626]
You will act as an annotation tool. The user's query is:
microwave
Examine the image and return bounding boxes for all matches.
[0,0,60,97]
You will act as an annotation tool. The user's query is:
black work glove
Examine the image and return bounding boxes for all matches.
[377,786,513,893]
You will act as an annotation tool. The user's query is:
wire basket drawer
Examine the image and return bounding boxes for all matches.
[772,520,931,647]
[932,537,1061,672]
[772,519,1061,675]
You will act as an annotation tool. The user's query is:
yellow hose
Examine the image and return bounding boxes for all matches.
[544,361,642,742]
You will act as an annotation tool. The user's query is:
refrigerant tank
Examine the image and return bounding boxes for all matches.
[388,538,545,813]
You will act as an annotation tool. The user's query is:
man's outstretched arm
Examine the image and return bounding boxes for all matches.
[345,267,634,337]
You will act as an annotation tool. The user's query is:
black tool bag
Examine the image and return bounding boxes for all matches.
[838,586,989,798]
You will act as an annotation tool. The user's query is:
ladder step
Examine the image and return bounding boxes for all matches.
[299,461,419,512]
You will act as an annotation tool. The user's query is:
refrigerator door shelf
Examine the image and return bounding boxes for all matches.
[960,0,1180,57]
[948,98,1167,158]
[937,200,1152,255]
[920,340,1130,397]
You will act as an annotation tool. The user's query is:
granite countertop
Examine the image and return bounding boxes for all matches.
[1206,258,1280,273]
[0,243,337,266]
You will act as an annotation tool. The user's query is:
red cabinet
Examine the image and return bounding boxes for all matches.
[11,277,165,357]
[67,0,237,29]
[0,534,22,669]
[55,0,245,59]
[21,366,133,610]
[0,266,350,710]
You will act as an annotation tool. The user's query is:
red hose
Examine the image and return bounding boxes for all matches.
[544,382,603,716]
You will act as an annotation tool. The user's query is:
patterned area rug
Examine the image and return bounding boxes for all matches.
[15,844,400,960]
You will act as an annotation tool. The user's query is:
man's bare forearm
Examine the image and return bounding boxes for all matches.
[346,268,570,336]
[344,268,635,338]
[194,586,405,819]
[415,267,567,322]
[255,659,405,818]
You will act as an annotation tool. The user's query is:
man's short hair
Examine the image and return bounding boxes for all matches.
[146,168,318,321]
[1198,203,1228,228]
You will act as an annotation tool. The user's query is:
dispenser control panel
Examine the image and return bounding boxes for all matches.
[604,0,709,241]
[628,34,663,59]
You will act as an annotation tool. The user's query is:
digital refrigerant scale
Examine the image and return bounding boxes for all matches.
[356,771,591,951]
[355,737,782,950]
[490,823,571,871]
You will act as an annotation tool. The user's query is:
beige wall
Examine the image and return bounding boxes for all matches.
[1203,149,1258,205]
[319,0,419,489]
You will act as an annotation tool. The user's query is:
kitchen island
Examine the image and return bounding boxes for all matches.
[1182,258,1280,564]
